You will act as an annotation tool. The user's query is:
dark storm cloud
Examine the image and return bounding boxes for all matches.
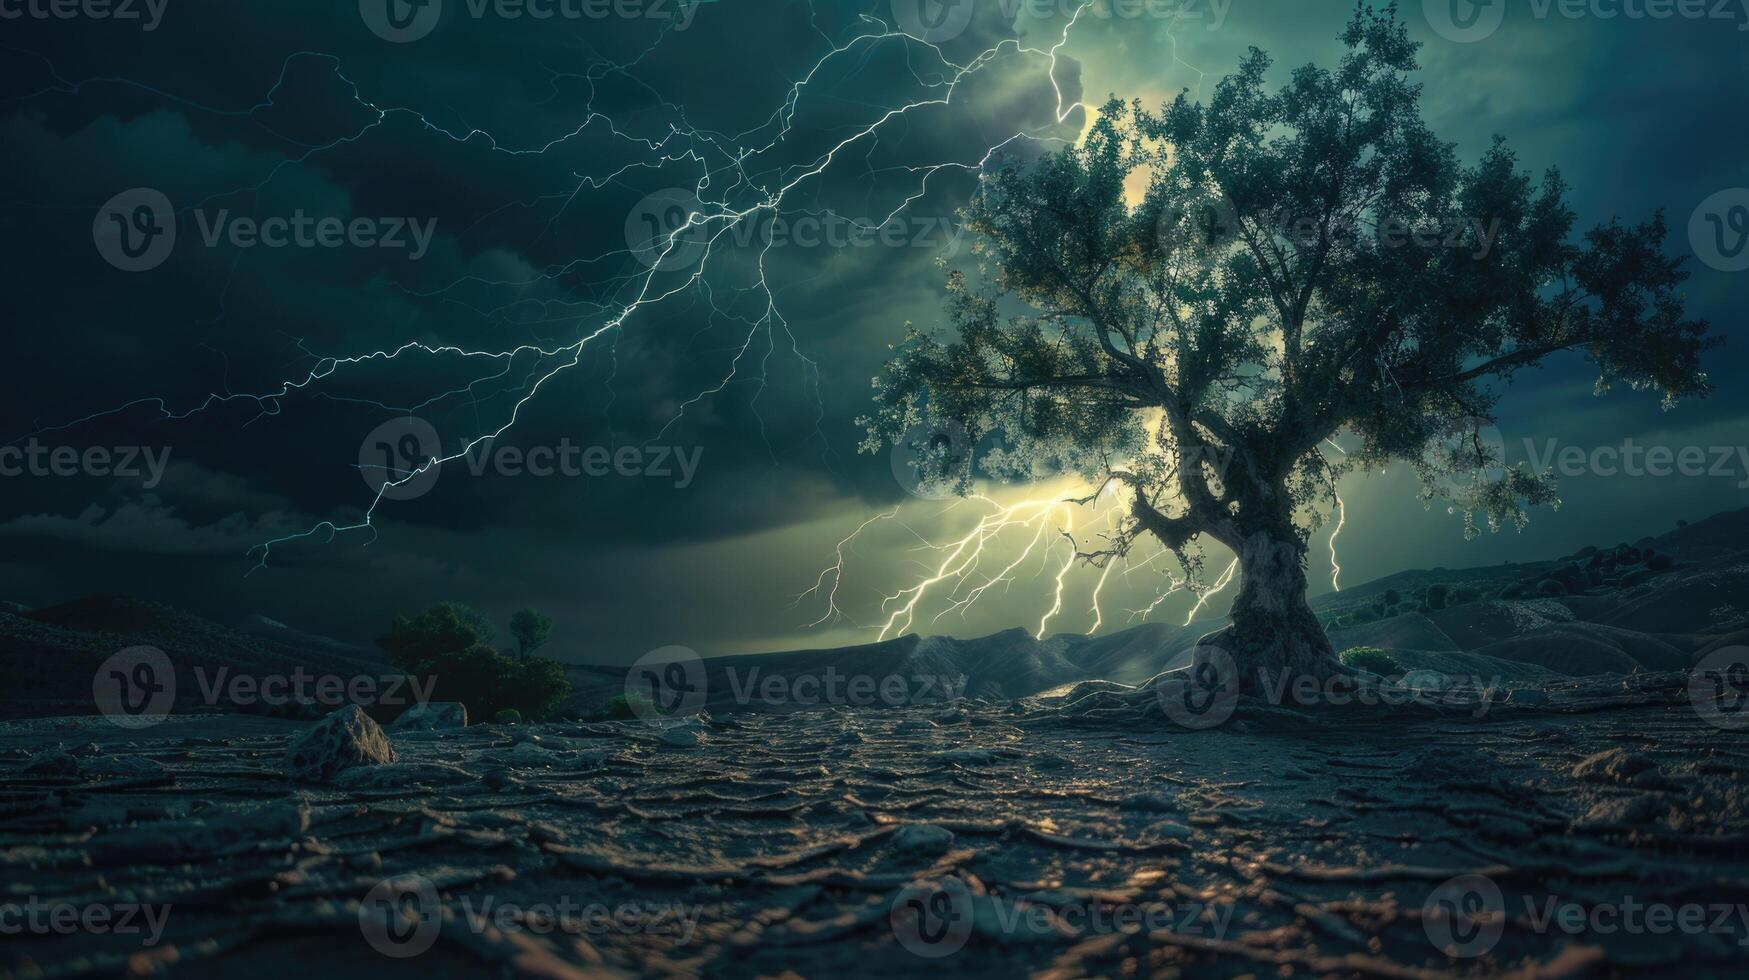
[0,0,1741,660]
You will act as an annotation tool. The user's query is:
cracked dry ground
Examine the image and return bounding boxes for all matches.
[4,674,1747,979]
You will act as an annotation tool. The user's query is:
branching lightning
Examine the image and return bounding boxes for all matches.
[10,2,1258,640]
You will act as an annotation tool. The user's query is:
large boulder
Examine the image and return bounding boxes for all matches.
[286,704,395,783]
[389,701,468,732]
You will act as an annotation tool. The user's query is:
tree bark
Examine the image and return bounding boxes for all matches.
[1218,527,1342,691]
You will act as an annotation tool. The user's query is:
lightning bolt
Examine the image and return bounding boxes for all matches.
[11,3,1226,638]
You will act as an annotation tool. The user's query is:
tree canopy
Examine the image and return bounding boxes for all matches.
[863,4,1715,674]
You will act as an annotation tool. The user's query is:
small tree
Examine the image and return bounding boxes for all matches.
[863,5,1714,685]
[509,608,553,661]
[377,604,570,720]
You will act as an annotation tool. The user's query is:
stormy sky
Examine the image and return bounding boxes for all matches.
[1,0,1744,662]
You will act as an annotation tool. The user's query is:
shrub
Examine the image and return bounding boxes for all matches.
[1425,584,1450,611]
[1536,579,1567,597]
[1340,647,1401,675]
[1647,554,1674,571]
[377,606,571,722]
[495,708,524,725]
[1383,589,1401,606]
[599,693,654,721]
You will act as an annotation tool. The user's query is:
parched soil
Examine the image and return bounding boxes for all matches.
[2,673,1746,979]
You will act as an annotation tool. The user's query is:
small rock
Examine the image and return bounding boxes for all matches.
[1118,792,1178,813]
[1508,688,1550,706]
[1147,820,1195,839]
[389,701,468,732]
[285,705,395,784]
[1576,795,1659,829]
[894,718,938,735]
[892,823,955,855]
[1400,669,1451,692]
[660,725,705,748]
[1571,748,1658,787]
[835,730,866,745]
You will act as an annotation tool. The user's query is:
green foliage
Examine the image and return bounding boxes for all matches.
[495,709,523,725]
[377,605,570,721]
[509,608,553,660]
[1426,584,1450,610]
[1383,589,1401,606]
[859,5,1714,627]
[375,602,493,670]
[599,693,653,721]
[1339,647,1402,675]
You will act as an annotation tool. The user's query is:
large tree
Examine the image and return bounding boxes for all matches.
[863,5,1715,684]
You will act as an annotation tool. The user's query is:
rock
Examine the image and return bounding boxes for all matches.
[1118,792,1177,813]
[659,724,706,748]
[24,751,78,776]
[1571,748,1658,787]
[1399,669,1450,692]
[507,741,564,767]
[1147,820,1195,839]
[1508,688,1550,706]
[285,705,395,783]
[835,730,866,745]
[894,718,938,735]
[1575,795,1659,829]
[892,823,955,855]
[389,701,468,732]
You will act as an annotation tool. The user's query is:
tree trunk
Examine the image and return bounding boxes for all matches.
[1218,527,1341,691]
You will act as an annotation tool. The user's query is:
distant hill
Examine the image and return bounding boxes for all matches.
[1,595,393,720]
[563,508,1749,716]
[10,509,1747,722]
